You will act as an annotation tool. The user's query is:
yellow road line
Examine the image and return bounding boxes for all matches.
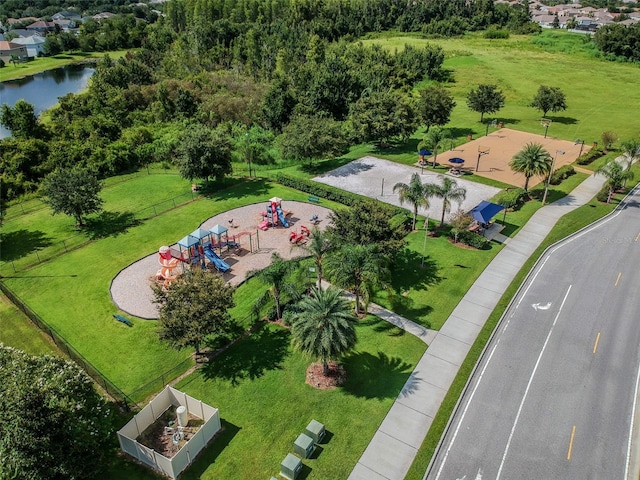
[567,425,576,460]
[593,332,601,354]
[635,231,640,242]
[615,272,622,287]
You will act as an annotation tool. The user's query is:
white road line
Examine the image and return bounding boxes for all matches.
[496,285,572,480]
[624,348,640,479]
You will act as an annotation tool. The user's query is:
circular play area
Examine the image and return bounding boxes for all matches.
[110,201,332,319]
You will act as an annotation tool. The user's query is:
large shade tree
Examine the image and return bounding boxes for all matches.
[0,346,113,480]
[393,172,433,230]
[277,114,348,167]
[529,85,567,118]
[0,99,45,139]
[290,286,358,376]
[325,243,390,315]
[466,84,505,122]
[416,84,456,132]
[153,270,236,354]
[509,142,553,191]
[176,123,233,183]
[40,167,104,226]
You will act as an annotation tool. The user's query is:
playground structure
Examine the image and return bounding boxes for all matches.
[156,246,181,287]
[289,225,310,245]
[259,197,292,230]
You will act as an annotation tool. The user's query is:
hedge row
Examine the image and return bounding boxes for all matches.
[492,188,528,211]
[576,148,604,165]
[549,165,576,185]
[275,173,407,218]
[454,230,490,249]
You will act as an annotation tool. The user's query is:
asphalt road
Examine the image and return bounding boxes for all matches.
[427,188,640,480]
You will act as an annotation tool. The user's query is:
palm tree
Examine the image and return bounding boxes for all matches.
[393,173,433,230]
[509,142,553,192]
[325,244,389,315]
[249,253,301,320]
[425,175,467,227]
[620,139,640,187]
[290,286,358,376]
[423,127,450,168]
[299,227,331,289]
[596,160,634,203]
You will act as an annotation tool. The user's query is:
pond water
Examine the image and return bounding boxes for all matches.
[0,64,94,138]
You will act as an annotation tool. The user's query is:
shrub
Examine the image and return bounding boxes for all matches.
[596,185,610,203]
[549,165,575,185]
[492,188,527,211]
[483,28,510,39]
[576,148,604,165]
[0,58,5,68]
[455,231,490,249]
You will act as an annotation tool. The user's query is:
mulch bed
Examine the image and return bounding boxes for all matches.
[305,361,346,390]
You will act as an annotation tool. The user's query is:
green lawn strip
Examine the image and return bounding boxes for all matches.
[373,230,502,330]
[0,293,61,356]
[362,30,640,142]
[1,180,342,394]
[403,189,632,480]
[169,319,426,480]
[0,50,130,82]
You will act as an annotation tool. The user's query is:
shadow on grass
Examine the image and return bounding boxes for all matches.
[549,116,578,125]
[180,419,241,479]
[360,316,407,337]
[201,324,290,386]
[373,137,420,157]
[391,250,441,294]
[0,229,53,261]
[84,211,141,240]
[204,178,270,201]
[342,351,413,399]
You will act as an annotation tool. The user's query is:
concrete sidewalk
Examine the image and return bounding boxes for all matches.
[348,173,605,480]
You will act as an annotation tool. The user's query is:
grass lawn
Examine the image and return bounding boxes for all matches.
[0,177,343,396]
[0,293,60,356]
[0,50,130,82]
[361,30,640,144]
[166,319,426,480]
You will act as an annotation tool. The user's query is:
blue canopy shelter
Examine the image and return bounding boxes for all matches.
[209,224,230,254]
[191,227,211,244]
[469,201,505,225]
[177,234,201,266]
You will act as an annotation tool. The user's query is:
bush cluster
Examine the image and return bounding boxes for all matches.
[549,165,575,185]
[576,148,604,165]
[596,185,610,203]
[455,231,490,249]
[483,28,510,39]
[492,188,528,211]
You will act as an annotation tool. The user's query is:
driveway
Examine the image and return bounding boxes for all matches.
[313,156,501,223]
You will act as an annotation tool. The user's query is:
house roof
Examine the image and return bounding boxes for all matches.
[0,40,24,50]
[11,36,46,45]
[26,21,55,29]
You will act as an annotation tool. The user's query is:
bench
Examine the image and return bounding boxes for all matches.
[308,195,320,203]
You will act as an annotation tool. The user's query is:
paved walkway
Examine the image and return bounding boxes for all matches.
[348,172,606,480]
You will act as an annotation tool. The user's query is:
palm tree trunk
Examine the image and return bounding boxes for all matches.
[316,263,323,289]
[322,360,329,376]
[440,203,446,227]
[524,175,530,192]
[412,206,418,231]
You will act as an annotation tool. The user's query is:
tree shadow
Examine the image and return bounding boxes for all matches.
[492,117,520,125]
[549,116,578,125]
[206,178,270,201]
[0,229,53,261]
[83,211,140,240]
[201,324,290,386]
[448,127,474,139]
[342,351,414,399]
[391,250,442,294]
[360,316,408,337]
[373,137,421,156]
[180,419,240,479]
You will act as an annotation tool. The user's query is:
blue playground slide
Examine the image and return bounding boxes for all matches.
[275,205,289,228]
[203,245,231,273]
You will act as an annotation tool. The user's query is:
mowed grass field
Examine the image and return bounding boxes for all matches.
[362,30,640,144]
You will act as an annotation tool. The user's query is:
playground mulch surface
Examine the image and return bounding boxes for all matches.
[449,128,589,188]
[110,201,332,319]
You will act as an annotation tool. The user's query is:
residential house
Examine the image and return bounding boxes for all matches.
[12,35,46,58]
[26,21,56,34]
[0,40,29,63]
[52,11,82,21]
[92,12,115,21]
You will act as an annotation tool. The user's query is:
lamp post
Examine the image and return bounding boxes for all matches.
[542,150,565,205]
[574,139,585,158]
[476,149,489,172]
